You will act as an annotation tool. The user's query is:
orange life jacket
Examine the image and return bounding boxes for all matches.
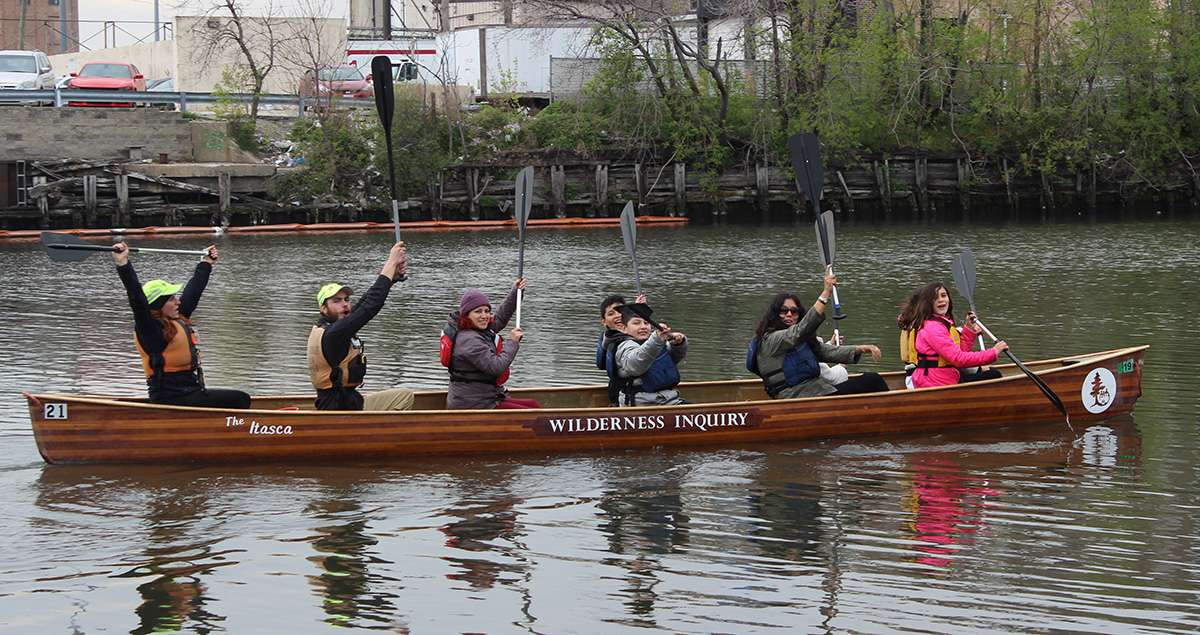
[136,319,203,384]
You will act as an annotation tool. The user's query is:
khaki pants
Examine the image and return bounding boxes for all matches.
[362,387,416,411]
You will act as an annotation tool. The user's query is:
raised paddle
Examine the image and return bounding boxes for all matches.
[619,201,642,296]
[372,55,400,243]
[514,166,534,328]
[371,55,406,281]
[789,132,846,344]
[41,232,208,262]
[951,248,1070,423]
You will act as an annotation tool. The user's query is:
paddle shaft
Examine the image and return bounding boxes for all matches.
[972,316,1070,422]
[49,244,208,256]
[825,265,843,346]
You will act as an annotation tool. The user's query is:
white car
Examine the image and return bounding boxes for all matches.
[0,50,55,105]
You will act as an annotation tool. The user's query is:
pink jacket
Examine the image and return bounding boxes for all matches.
[912,315,997,388]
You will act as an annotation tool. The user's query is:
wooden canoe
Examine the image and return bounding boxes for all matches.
[24,346,1147,464]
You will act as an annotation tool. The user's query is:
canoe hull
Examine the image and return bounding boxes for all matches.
[24,346,1147,464]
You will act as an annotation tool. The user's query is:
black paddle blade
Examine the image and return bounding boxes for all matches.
[787,133,824,215]
[515,166,534,232]
[41,231,110,262]
[371,56,395,133]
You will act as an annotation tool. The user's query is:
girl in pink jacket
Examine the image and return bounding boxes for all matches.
[897,282,1009,389]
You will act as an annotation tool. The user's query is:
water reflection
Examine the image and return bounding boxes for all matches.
[34,467,234,634]
[594,458,691,627]
[903,456,998,569]
[304,495,401,629]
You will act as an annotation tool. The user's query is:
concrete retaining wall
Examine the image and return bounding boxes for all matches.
[0,108,193,162]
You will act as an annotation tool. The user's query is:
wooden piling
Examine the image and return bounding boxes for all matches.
[83,175,97,227]
[755,163,770,218]
[914,156,929,217]
[217,172,231,215]
[634,163,646,205]
[836,170,854,213]
[673,163,687,216]
[466,168,479,220]
[1002,158,1017,213]
[115,173,130,227]
[551,165,566,218]
[593,164,608,217]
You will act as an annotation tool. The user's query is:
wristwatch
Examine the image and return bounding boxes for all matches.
[817,296,829,305]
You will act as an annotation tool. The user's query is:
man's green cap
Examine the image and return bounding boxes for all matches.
[317,283,352,309]
[142,279,182,306]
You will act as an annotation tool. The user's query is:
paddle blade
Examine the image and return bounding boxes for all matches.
[787,132,824,215]
[371,56,395,133]
[515,166,534,232]
[814,210,836,267]
[619,201,637,260]
[619,201,642,293]
[41,231,103,262]
[951,248,978,311]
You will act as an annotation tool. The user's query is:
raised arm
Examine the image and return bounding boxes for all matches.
[615,332,667,378]
[113,244,164,352]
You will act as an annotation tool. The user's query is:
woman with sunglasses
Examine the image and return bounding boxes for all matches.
[748,268,888,399]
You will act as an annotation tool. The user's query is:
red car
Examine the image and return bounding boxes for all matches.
[67,62,147,107]
[299,65,374,100]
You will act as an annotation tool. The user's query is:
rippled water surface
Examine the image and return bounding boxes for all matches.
[1,218,1198,633]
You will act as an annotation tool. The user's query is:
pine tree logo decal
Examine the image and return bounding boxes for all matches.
[1089,373,1110,408]
[1081,368,1117,414]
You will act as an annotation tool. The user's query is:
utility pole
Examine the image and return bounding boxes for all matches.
[18,0,28,49]
[155,0,161,41]
[60,0,69,53]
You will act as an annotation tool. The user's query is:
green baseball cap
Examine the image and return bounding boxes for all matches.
[317,283,352,309]
[142,279,182,306]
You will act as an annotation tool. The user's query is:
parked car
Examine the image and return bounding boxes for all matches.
[147,77,176,110]
[299,65,374,100]
[67,62,147,107]
[0,50,55,105]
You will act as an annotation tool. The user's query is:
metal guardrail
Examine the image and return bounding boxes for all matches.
[0,88,374,113]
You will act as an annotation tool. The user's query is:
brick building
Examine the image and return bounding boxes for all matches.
[0,0,79,54]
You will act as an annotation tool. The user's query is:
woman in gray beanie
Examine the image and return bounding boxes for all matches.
[443,278,540,409]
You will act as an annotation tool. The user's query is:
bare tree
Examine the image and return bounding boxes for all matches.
[189,0,287,125]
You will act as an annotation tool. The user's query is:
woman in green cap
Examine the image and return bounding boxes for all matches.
[113,242,251,409]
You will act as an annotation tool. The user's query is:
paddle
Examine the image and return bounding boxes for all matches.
[41,232,208,262]
[371,55,406,281]
[789,132,845,344]
[951,248,1070,423]
[514,166,534,328]
[619,201,642,295]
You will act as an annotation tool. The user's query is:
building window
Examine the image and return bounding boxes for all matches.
[49,0,60,6]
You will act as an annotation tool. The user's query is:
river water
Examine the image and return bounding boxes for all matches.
[0,218,1197,633]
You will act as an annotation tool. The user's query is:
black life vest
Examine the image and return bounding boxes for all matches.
[440,312,509,386]
[746,336,819,397]
[604,333,681,406]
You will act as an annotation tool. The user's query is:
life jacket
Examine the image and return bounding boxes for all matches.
[605,333,680,405]
[746,336,819,397]
[440,312,509,386]
[899,319,961,373]
[597,329,622,406]
[307,322,367,391]
[137,319,204,388]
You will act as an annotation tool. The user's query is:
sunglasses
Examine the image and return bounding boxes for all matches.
[778,307,802,315]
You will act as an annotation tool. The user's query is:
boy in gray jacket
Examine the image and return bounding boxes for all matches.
[608,303,688,406]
